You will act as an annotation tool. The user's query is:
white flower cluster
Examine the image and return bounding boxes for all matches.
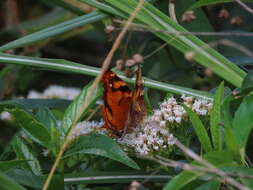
[0,85,81,121]
[71,120,105,139]
[27,85,81,100]
[119,118,176,155]
[181,94,213,116]
[119,95,213,155]
[0,111,11,121]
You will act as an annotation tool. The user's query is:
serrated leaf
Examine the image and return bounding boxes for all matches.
[0,11,107,51]
[210,82,224,150]
[36,108,57,131]
[65,134,140,169]
[183,105,212,153]
[12,136,42,176]
[61,82,103,134]
[5,107,51,148]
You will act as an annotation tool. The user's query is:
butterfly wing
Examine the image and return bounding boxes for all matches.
[102,71,132,136]
[125,65,147,132]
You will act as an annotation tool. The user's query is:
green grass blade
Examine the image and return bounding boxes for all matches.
[0,53,213,100]
[83,0,246,87]
[210,82,224,151]
[0,11,107,52]
[183,105,213,153]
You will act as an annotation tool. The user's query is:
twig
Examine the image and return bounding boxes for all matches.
[168,0,178,23]
[234,0,253,15]
[42,1,145,189]
[174,139,250,190]
[113,20,253,37]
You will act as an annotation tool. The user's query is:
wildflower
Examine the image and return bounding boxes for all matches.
[0,111,11,121]
[27,85,80,100]
[119,96,212,155]
[71,120,105,139]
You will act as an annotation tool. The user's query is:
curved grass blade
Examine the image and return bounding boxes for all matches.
[83,0,246,87]
[0,11,107,52]
[0,53,213,100]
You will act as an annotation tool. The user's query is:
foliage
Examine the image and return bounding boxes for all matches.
[0,0,253,189]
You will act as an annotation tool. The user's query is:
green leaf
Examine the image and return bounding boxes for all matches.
[164,151,236,190]
[232,95,253,152]
[35,108,61,154]
[0,172,26,190]
[190,0,253,10]
[0,160,28,172]
[195,181,220,190]
[65,134,140,169]
[12,136,42,176]
[210,82,224,151]
[183,105,213,153]
[241,70,253,92]
[35,108,57,131]
[6,169,43,189]
[0,53,213,100]
[61,82,103,134]
[0,11,107,52]
[0,99,71,110]
[5,106,51,148]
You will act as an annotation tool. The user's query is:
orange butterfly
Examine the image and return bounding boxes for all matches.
[101,66,146,137]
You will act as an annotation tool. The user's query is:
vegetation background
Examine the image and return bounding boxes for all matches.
[0,0,253,190]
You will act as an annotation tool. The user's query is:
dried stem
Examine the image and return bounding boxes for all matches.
[234,0,253,15]
[42,1,145,189]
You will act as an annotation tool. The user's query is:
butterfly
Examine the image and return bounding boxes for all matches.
[101,65,146,137]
